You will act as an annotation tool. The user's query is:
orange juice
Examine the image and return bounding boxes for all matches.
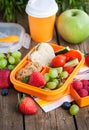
[26,0,58,42]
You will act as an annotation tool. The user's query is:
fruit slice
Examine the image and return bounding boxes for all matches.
[55,46,70,55]
[64,58,79,67]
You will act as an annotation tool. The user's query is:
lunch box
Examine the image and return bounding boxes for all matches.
[0,23,30,53]
[70,83,89,107]
[10,43,84,101]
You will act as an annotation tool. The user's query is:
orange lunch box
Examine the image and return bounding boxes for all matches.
[70,82,89,107]
[10,43,85,101]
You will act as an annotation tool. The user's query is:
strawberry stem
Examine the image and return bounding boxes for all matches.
[17,93,26,104]
[22,93,26,98]
[18,93,21,104]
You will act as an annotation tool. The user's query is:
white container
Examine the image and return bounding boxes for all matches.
[0,23,31,53]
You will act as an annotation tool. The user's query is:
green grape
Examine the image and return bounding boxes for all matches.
[7,52,11,58]
[57,82,64,88]
[44,73,50,82]
[46,81,57,90]
[43,87,50,91]
[60,71,69,79]
[69,104,79,115]
[8,56,15,64]
[48,68,58,78]
[0,53,5,59]
[56,67,63,74]
[0,59,7,68]
[7,64,15,70]
[15,58,21,65]
[12,51,21,59]
[52,79,59,86]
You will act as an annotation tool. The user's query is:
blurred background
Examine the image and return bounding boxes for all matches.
[0,0,89,22]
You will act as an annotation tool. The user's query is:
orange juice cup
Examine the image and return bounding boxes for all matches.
[26,0,58,42]
[28,15,56,42]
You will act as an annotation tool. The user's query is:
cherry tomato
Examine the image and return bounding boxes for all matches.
[52,54,66,67]
[64,50,81,62]
[63,66,74,74]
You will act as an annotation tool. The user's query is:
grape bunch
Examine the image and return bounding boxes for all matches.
[43,67,69,90]
[0,51,22,70]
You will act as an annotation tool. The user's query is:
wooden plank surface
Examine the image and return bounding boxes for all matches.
[0,88,23,130]
[0,13,89,130]
[25,107,76,130]
[75,106,89,130]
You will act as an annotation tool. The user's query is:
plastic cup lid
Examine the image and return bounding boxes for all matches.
[26,0,58,18]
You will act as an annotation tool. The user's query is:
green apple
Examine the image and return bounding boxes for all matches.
[57,9,89,44]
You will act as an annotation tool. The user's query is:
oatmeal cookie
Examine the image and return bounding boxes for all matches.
[16,61,42,81]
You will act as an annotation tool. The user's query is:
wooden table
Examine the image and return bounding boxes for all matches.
[0,14,89,130]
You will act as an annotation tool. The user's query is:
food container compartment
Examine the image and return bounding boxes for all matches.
[10,43,85,101]
[70,84,89,107]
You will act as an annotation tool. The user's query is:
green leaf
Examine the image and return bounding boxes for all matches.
[69,0,73,5]
[62,2,66,11]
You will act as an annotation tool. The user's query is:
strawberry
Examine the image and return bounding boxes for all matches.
[18,94,37,115]
[63,66,74,74]
[29,72,46,87]
[0,69,10,88]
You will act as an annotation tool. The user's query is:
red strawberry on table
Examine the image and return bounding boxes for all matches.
[18,94,37,115]
[29,72,46,87]
[0,69,10,88]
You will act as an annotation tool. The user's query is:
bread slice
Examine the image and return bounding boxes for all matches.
[28,43,55,66]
